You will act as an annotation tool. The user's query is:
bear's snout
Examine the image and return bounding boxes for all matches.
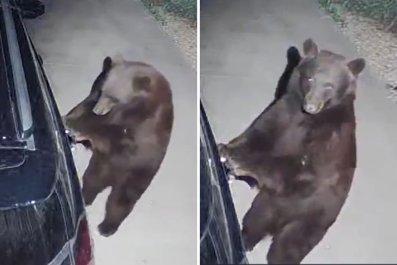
[303,92,325,114]
[303,102,324,114]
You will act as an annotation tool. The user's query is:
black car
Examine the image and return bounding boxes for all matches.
[0,1,94,264]
[200,101,248,264]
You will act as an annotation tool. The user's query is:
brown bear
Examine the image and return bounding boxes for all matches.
[64,55,173,237]
[218,39,365,264]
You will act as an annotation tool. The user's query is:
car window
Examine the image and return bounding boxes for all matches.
[0,1,34,149]
[0,13,20,145]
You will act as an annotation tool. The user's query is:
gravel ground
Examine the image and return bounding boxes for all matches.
[143,5,197,71]
[333,12,397,102]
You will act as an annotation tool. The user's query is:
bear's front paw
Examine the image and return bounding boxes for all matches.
[217,143,225,151]
[217,143,228,158]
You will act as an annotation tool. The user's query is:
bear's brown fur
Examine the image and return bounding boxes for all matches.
[230,46,302,188]
[64,56,173,237]
[218,39,365,264]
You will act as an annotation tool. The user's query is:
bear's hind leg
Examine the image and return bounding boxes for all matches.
[267,219,327,264]
[241,190,278,251]
[98,181,148,237]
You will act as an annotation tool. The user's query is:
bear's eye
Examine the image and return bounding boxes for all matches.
[308,77,314,82]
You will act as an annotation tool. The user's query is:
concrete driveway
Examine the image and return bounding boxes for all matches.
[201,0,397,263]
[25,0,197,264]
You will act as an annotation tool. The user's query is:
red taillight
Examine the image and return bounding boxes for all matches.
[75,217,94,265]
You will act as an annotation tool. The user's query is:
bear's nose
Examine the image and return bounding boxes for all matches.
[303,102,323,114]
[305,104,317,113]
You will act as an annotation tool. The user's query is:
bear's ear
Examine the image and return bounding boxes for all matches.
[347,58,365,76]
[102,56,112,72]
[303,38,318,57]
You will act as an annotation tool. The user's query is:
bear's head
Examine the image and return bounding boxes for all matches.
[64,55,151,121]
[63,55,152,142]
[296,38,365,115]
[92,55,151,116]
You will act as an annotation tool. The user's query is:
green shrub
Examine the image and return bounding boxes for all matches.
[142,0,196,22]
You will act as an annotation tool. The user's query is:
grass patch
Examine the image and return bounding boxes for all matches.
[319,0,344,23]
[141,0,165,23]
[319,0,397,32]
